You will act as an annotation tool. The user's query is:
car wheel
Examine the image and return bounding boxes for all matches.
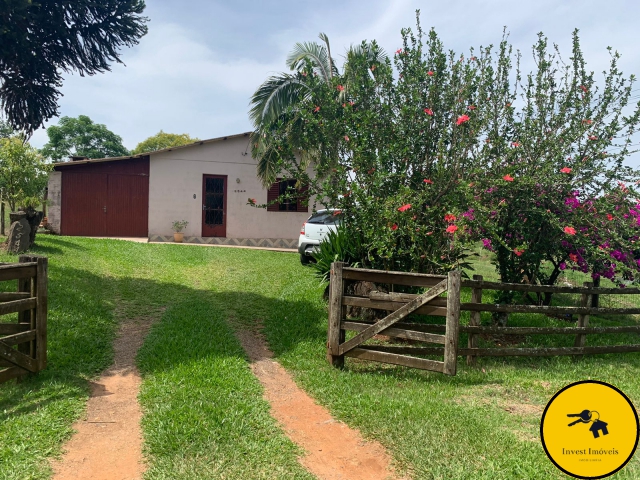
[300,253,311,265]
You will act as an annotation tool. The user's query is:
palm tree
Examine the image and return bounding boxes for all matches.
[249,33,387,187]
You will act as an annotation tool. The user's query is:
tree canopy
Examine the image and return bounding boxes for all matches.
[131,131,200,155]
[252,13,640,307]
[0,0,148,134]
[41,115,129,161]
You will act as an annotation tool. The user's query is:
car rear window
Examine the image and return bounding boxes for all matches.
[307,211,343,225]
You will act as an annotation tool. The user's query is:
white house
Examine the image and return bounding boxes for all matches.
[47,132,311,248]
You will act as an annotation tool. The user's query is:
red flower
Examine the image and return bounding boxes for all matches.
[424,179,433,184]
[446,225,458,233]
[456,115,470,125]
[444,213,457,223]
[395,49,402,54]
[426,231,433,236]
[468,105,477,110]
[337,85,345,92]
[398,204,412,212]
[427,70,434,76]
[511,142,521,147]
[349,101,355,106]
[607,214,614,221]
[505,102,512,107]
[580,85,588,93]
[344,135,350,142]
[313,106,320,112]
[582,119,593,125]
[564,226,576,235]
[569,253,578,262]
[560,167,572,174]
[588,135,598,140]
[503,175,514,182]
[342,103,346,107]
[514,248,524,256]
[424,108,434,116]
[391,224,398,231]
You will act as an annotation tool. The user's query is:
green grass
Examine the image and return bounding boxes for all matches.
[1,235,639,479]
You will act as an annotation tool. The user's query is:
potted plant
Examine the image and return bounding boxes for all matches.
[172,220,189,243]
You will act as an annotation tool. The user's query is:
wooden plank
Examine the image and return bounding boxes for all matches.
[338,278,449,355]
[464,344,640,356]
[0,264,37,282]
[344,347,445,372]
[0,366,29,384]
[574,282,593,352]
[369,291,448,307]
[327,262,345,368]
[0,292,31,302]
[17,257,33,360]
[461,278,640,295]
[342,268,446,287]
[361,344,640,356]
[460,303,640,315]
[35,257,48,370]
[342,296,448,317]
[341,321,447,344]
[0,298,37,316]
[0,341,38,371]
[444,271,461,375]
[0,330,35,346]
[461,325,640,335]
[0,323,30,335]
[468,274,483,366]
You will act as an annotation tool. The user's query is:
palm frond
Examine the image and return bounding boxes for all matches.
[248,74,311,128]
[286,41,335,82]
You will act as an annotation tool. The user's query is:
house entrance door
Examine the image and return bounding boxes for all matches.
[202,175,227,237]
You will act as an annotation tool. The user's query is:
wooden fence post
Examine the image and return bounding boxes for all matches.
[591,276,600,308]
[18,255,47,371]
[467,274,483,366]
[444,270,461,375]
[17,256,33,363]
[574,281,593,357]
[327,262,345,368]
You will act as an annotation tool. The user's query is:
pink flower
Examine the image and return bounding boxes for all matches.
[511,142,521,147]
[588,135,598,140]
[569,253,578,262]
[349,101,355,106]
[564,226,576,235]
[344,135,350,142]
[580,85,588,93]
[395,49,403,55]
[337,85,345,92]
[607,214,614,221]
[398,204,412,212]
[560,167,572,174]
[468,105,477,110]
[582,119,593,125]
[313,106,320,112]
[424,108,434,116]
[456,115,470,125]
[424,179,433,184]
[503,175,514,182]
[391,224,398,231]
[513,248,524,256]
[446,225,458,233]
[427,70,434,76]
[444,214,457,223]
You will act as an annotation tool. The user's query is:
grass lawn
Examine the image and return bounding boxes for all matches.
[0,235,639,479]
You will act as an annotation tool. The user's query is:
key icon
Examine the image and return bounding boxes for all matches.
[567,409,592,426]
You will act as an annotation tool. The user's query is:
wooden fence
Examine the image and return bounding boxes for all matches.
[0,255,48,384]
[326,263,640,374]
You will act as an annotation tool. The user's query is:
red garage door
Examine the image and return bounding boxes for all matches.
[60,158,149,237]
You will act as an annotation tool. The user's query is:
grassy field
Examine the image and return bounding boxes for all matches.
[0,235,639,479]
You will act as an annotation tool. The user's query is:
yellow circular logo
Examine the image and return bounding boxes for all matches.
[540,380,639,479]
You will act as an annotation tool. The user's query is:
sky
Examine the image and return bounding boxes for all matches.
[28,0,640,161]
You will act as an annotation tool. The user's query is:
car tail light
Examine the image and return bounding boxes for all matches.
[300,222,306,235]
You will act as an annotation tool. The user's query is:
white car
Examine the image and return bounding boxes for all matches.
[298,209,342,264]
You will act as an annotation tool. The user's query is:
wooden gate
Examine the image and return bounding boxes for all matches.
[0,255,48,384]
[326,262,461,375]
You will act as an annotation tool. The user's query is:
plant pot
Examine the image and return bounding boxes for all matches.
[173,232,184,243]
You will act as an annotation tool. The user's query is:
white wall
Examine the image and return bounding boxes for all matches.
[47,171,62,234]
[148,136,310,239]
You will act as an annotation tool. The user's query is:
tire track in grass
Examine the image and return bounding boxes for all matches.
[50,308,163,480]
[236,326,402,480]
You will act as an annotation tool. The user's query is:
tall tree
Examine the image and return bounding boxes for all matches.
[131,131,200,155]
[0,137,52,211]
[41,115,129,161]
[0,0,148,134]
[249,33,387,186]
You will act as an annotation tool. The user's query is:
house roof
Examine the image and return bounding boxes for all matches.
[53,131,253,168]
